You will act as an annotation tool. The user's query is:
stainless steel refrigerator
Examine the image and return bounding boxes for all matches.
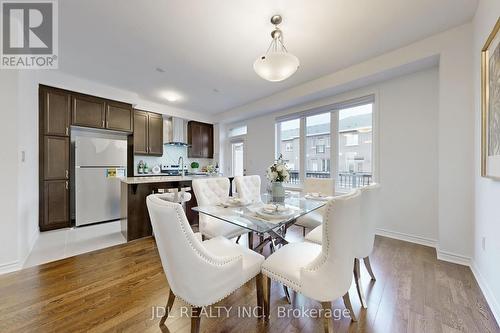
[75,137,127,226]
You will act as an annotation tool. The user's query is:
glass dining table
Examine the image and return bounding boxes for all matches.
[192,192,329,253]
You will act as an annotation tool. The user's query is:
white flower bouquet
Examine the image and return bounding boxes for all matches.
[266,157,290,183]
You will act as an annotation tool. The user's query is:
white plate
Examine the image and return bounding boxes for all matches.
[255,206,297,220]
[220,198,251,207]
[304,194,333,201]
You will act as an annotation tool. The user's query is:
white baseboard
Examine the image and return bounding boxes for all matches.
[0,261,20,275]
[375,228,437,248]
[470,260,500,325]
[436,249,471,266]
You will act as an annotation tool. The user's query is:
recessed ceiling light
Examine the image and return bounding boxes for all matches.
[161,91,182,102]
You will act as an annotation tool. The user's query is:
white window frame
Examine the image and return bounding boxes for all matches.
[275,94,378,189]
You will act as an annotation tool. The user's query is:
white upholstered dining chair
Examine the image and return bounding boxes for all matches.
[261,190,361,331]
[234,175,262,203]
[146,194,265,333]
[295,178,335,236]
[192,177,250,242]
[305,183,380,308]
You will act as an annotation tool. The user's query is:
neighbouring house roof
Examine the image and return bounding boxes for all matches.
[280,114,372,140]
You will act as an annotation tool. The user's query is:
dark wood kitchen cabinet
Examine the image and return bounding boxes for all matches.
[41,180,70,231]
[148,113,163,155]
[188,121,213,158]
[72,94,106,129]
[43,136,69,180]
[105,101,133,132]
[41,87,71,136]
[39,85,72,231]
[133,110,163,156]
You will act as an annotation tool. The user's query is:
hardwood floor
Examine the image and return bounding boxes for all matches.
[0,229,498,333]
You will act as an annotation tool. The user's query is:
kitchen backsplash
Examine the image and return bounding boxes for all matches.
[133,145,214,175]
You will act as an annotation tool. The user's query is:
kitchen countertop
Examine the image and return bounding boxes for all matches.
[121,174,231,184]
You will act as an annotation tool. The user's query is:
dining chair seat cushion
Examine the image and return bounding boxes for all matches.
[304,225,322,244]
[203,236,264,281]
[202,216,249,239]
[295,210,323,229]
[261,242,322,290]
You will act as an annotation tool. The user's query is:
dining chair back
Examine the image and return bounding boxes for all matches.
[146,194,265,332]
[302,177,335,196]
[295,177,335,235]
[301,190,361,301]
[192,177,248,240]
[234,175,261,203]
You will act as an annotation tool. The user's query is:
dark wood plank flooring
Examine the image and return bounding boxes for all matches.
[0,228,498,333]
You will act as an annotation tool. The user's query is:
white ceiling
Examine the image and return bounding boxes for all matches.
[59,0,478,115]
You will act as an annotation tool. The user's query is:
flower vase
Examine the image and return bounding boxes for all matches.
[271,182,285,203]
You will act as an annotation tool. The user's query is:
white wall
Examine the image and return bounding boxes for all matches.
[0,71,19,271]
[472,0,500,322]
[232,68,440,242]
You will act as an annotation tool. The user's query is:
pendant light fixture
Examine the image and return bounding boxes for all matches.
[253,15,300,82]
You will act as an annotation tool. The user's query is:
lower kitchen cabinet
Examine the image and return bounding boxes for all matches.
[41,180,70,231]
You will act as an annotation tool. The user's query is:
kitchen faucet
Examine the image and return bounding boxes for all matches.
[178,156,184,177]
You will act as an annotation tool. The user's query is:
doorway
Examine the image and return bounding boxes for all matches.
[231,141,245,176]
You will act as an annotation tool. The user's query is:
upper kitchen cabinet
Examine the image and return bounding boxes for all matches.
[148,113,163,155]
[105,101,133,132]
[40,86,71,137]
[72,94,106,129]
[133,110,149,155]
[133,110,163,156]
[188,121,213,158]
[72,93,133,132]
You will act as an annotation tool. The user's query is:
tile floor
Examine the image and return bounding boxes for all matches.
[23,221,126,268]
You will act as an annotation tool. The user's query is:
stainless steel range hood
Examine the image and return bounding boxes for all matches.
[163,116,190,147]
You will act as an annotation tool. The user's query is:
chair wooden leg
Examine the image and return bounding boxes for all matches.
[342,292,357,322]
[191,306,202,333]
[236,235,241,243]
[201,234,206,241]
[159,289,176,326]
[353,258,367,309]
[248,232,254,250]
[263,276,271,320]
[321,302,333,333]
[363,256,376,281]
[302,226,306,237]
[256,273,264,318]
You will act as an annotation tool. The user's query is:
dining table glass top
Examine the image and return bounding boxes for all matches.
[192,192,330,234]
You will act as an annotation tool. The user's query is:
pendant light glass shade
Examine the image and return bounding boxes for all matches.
[254,15,299,82]
[253,52,300,82]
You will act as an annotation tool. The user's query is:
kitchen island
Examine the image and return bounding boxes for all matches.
[120,175,234,241]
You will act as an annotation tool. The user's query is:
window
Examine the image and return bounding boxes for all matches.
[338,103,373,188]
[306,113,331,178]
[228,125,247,137]
[277,119,300,183]
[276,96,374,188]
[344,133,359,146]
